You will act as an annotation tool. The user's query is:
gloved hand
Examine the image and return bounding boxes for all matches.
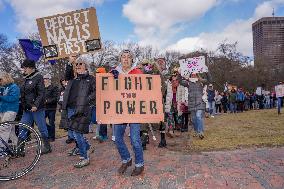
[110,69,119,79]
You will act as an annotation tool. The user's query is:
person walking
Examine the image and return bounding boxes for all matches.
[229,88,237,113]
[59,56,96,168]
[207,84,215,117]
[215,91,222,114]
[19,59,52,155]
[43,73,59,142]
[180,73,207,139]
[111,50,144,176]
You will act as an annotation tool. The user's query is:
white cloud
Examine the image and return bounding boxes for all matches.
[123,0,218,48]
[6,0,104,35]
[167,0,284,56]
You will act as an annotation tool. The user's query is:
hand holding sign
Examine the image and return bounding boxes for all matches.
[37,7,101,59]
[179,56,208,77]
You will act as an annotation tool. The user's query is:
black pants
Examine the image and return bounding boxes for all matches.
[45,110,56,140]
[181,112,189,131]
[222,103,227,113]
[215,104,222,113]
[99,124,107,137]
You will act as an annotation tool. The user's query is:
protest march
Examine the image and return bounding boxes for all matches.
[0,2,284,188]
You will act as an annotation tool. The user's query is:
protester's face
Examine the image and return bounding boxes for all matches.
[22,67,33,75]
[121,53,132,69]
[75,62,87,74]
[44,78,51,86]
[157,59,166,70]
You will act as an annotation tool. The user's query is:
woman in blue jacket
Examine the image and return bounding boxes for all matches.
[0,72,20,148]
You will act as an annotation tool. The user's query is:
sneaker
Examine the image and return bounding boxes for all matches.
[112,136,115,142]
[68,148,80,156]
[74,158,90,168]
[198,133,205,139]
[210,115,215,118]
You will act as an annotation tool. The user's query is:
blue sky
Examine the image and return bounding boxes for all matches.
[0,0,283,56]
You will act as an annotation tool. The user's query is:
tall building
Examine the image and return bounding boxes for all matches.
[252,17,284,71]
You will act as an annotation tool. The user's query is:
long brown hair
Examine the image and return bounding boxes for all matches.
[0,72,14,86]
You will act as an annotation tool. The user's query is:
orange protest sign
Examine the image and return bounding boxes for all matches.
[36,7,101,60]
[96,74,164,124]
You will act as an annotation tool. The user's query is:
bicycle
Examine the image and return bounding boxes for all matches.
[0,121,42,181]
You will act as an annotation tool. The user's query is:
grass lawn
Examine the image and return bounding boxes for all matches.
[54,109,284,152]
[166,109,284,153]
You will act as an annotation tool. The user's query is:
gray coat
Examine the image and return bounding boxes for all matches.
[180,80,206,112]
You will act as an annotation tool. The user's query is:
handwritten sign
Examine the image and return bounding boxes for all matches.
[96,74,164,124]
[36,7,101,60]
[179,56,208,77]
[275,84,284,98]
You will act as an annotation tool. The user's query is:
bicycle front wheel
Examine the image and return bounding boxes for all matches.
[0,121,42,181]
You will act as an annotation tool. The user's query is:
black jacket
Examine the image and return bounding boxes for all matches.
[45,84,59,110]
[59,73,96,134]
[21,71,45,111]
[65,63,75,81]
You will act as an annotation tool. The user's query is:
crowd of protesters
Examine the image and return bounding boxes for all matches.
[0,49,283,177]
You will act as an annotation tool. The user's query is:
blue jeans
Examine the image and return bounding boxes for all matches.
[208,101,215,115]
[114,124,144,167]
[45,110,56,140]
[190,110,204,134]
[67,108,90,159]
[19,110,49,140]
[230,103,237,113]
[277,97,282,114]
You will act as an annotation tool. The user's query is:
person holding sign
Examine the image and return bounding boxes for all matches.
[59,56,96,168]
[179,73,207,139]
[110,50,145,176]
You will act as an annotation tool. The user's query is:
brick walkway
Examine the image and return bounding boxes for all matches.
[1,135,284,189]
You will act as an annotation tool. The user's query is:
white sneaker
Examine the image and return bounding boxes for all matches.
[112,136,115,142]
[210,115,215,118]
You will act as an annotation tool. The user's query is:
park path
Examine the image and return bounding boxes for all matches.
[1,134,284,189]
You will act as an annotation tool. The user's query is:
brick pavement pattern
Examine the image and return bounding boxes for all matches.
[1,135,284,189]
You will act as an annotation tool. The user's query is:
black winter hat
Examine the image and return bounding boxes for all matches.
[21,59,36,68]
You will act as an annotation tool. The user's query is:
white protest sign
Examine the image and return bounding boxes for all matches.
[179,56,208,77]
[256,87,262,95]
[275,84,284,98]
[36,7,101,60]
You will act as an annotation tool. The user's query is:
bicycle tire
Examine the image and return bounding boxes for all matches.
[0,121,42,181]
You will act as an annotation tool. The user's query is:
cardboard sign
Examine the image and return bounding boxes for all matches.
[275,84,284,98]
[96,74,164,124]
[179,56,208,76]
[36,7,101,60]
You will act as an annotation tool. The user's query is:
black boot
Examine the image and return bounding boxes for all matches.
[140,131,148,150]
[41,138,52,155]
[16,138,26,157]
[158,133,167,148]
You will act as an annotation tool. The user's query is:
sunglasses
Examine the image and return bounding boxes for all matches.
[75,62,84,66]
